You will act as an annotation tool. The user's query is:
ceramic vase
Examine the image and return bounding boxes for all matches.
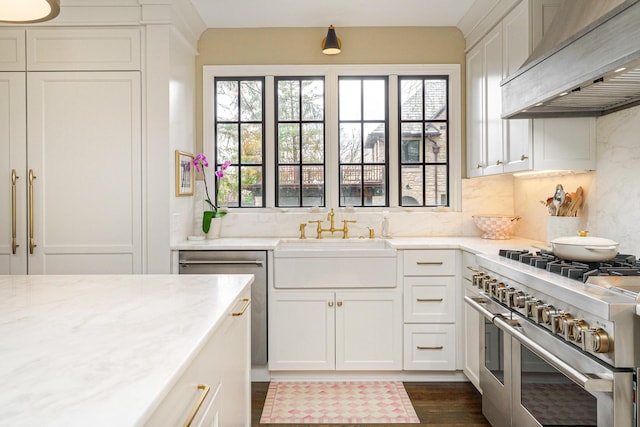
[546,216,580,245]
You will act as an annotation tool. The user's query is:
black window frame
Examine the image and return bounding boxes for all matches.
[213,76,266,208]
[337,75,390,208]
[398,75,450,207]
[274,76,327,208]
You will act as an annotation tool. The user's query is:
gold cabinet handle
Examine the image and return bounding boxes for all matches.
[417,346,444,350]
[28,169,36,255]
[466,266,480,272]
[496,160,503,165]
[416,261,443,266]
[181,383,210,427]
[328,300,334,307]
[520,154,529,161]
[417,298,443,302]
[231,298,251,316]
[11,170,19,254]
[476,163,483,169]
[337,300,343,307]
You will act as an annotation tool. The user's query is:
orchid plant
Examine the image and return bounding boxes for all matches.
[193,154,231,232]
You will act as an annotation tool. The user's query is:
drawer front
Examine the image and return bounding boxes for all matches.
[403,324,456,371]
[403,276,455,323]
[462,251,478,281]
[403,250,456,276]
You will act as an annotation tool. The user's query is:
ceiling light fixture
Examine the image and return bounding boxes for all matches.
[0,0,60,24]
[322,25,341,55]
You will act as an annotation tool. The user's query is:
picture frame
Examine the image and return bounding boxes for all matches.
[175,150,194,196]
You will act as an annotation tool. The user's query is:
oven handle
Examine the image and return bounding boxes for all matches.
[464,296,613,393]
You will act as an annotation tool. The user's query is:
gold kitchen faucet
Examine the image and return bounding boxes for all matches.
[309,208,356,239]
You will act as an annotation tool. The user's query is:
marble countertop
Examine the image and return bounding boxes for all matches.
[172,236,545,254]
[0,274,253,427]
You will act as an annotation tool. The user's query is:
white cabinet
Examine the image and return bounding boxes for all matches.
[147,291,251,427]
[402,250,457,370]
[466,0,596,177]
[0,28,142,274]
[269,290,402,371]
[461,251,482,391]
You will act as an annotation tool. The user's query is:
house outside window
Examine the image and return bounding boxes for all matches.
[338,77,388,207]
[214,77,266,208]
[399,77,449,207]
[275,77,325,207]
[203,65,461,211]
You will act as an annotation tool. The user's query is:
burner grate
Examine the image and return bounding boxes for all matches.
[498,249,640,282]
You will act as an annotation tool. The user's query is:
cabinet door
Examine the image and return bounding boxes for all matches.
[533,117,596,170]
[466,43,485,177]
[26,71,142,274]
[220,296,251,427]
[503,0,533,173]
[483,25,505,176]
[269,291,335,370]
[335,291,402,370]
[0,72,27,274]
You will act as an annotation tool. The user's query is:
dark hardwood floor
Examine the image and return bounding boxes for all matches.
[252,381,490,427]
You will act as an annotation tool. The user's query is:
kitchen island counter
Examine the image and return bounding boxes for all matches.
[0,274,253,426]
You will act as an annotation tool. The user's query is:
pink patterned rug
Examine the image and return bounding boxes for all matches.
[259,381,420,424]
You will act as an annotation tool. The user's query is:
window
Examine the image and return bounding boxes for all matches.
[214,77,265,207]
[338,77,388,207]
[399,77,449,207]
[275,77,325,207]
[203,65,460,211]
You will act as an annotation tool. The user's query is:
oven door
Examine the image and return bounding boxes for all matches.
[466,295,634,427]
[467,295,512,427]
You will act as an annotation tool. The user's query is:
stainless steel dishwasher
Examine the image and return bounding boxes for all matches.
[178,250,267,365]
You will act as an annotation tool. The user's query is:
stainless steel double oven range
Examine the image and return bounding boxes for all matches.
[465,249,640,427]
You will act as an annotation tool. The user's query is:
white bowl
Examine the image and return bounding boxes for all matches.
[473,215,519,240]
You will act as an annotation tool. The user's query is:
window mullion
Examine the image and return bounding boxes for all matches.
[264,76,275,208]
[388,75,399,208]
[325,70,339,209]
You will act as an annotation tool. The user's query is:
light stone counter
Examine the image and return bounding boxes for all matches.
[172,236,544,254]
[0,274,253,427]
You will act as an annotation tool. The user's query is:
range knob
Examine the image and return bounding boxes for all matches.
[582,328,611,353]
[541,305,556,325]
[483,278,497,293]
[506,289,519,307]
[499,287,515,304]
[514,291,529,308]
[551,313,572,335]
[525,298,542,319]
[472,273,488,289]
[491,282,506,298]
[571,320,589,343]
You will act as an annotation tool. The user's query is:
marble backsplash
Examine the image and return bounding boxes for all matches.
[513,104,640,255]
[191,174,516,239]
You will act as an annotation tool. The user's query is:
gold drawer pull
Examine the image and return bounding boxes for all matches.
[232,298,251,316]
[417,298,443,302]
[417,345,444,350]
[416,261,443,266]
[182,383,210,427]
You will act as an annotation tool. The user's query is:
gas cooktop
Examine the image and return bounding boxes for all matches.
[498,249,640,283]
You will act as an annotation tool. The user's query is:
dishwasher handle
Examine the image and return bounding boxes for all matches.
[179,259,264,267]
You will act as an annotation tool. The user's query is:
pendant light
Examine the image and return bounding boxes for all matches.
[322,25,342,55]
[0,0,61,24]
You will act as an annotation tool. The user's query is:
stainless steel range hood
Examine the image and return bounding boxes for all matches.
[501,0,640,118]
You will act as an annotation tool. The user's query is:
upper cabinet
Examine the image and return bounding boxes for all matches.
[466,0,596,178]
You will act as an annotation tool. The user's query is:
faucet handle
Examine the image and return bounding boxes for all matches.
[308,220,324,239]
[341,219,357,239]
